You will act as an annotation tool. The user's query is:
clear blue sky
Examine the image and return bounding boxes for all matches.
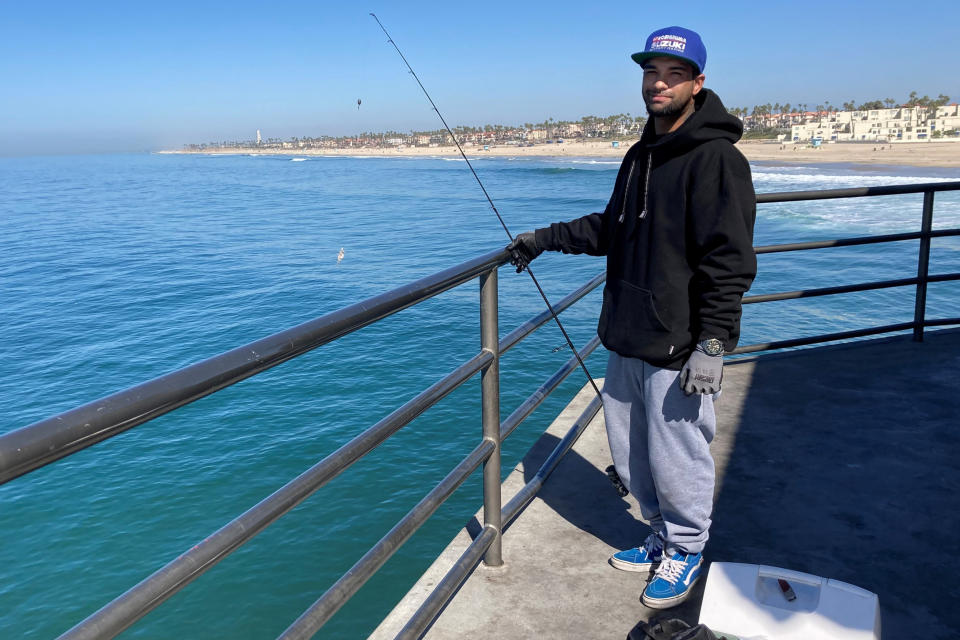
[3,0,959,156]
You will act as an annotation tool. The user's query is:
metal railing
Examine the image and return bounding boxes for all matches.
[734,181,960,353]
[1,180,958,640]
[0,245,606,640]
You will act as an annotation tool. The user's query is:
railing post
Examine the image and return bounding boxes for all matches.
[913,190,935,342]
[479,267,502,566]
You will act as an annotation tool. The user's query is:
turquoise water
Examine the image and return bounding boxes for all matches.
[1,153,958,639]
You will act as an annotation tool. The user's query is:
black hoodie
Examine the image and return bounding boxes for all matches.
[535,89,757,370]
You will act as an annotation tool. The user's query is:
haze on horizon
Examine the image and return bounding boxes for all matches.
[3,0,959,157]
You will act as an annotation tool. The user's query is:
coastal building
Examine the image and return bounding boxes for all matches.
[789,104,960,143]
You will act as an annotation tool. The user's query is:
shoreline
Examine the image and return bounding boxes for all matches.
[160,139,960,169]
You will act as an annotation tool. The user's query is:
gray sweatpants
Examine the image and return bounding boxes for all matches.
[602,351,717,554]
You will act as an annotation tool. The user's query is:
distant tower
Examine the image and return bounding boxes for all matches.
[256,129,262,145]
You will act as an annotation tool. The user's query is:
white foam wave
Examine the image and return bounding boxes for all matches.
[290,158,307,162]
[759,192,960,233]
[567,159,621,166]
[753,171,955,187]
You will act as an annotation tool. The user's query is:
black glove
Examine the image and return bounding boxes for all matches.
[506,231,544,273]
[679,345,723,395]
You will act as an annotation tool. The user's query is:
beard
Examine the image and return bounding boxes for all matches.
[644,91,693,118]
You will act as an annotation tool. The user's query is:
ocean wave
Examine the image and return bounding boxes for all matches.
[754,171,956,186]
[759,196,960,233]
[290,158,308,162]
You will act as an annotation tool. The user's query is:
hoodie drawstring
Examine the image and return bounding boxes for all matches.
[618,151,653,223]
[618,159,636,223]
[639,151,652,219]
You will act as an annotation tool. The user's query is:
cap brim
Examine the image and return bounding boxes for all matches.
[631,51,701,75]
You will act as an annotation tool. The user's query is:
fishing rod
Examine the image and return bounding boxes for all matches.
[369,13,603,402]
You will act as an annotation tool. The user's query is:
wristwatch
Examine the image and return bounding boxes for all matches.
[698,338,724,357]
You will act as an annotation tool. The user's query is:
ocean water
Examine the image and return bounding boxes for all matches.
[1,153,958,639]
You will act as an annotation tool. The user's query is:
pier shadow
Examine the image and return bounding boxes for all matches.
[707,329,960,639]
[516,432,638,550]
[465,432,637,549]
[517,329,960,639]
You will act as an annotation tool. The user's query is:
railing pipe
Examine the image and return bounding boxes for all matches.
[744,276,921,304]
[392,397,601,640]
[479,268,502,567]
[56,350,493,640]
[500,335,602,442]
[914,190,935,341]
[395,525,499,640]
[498,272,605,355]
[924,317,960,328]
[754,228,960,255]
[276,439,495,640]
[0,249,510,487]
[502,395,603,526]
[756,180,960,203]
[927,273,960,284]
[731,322,916,355]
[392,395,602,640]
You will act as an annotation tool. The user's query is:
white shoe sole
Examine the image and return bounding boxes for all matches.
[608,556,660,573]
[641,573,701,609]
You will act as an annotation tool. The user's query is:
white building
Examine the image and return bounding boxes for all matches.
[791,104,960,143]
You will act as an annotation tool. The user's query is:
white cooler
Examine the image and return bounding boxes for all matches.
[698,562,881,640]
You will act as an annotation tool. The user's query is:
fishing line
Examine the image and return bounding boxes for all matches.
[370,13,602,402]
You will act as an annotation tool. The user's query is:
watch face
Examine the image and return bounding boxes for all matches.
[702,338,723,356]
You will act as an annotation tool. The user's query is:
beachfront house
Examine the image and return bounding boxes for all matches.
[791,104,960,143]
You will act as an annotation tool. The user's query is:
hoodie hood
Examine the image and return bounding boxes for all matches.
[640,89,742,154]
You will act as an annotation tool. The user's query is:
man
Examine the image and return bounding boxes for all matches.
[508,26,756,609]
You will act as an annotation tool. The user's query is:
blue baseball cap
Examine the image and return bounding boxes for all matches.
[631,26,706,75]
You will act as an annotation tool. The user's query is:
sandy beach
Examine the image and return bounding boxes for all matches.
[166,139,960,169]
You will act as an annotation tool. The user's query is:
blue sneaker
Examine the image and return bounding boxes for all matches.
[609,532,664,573]
[641,549,703,609]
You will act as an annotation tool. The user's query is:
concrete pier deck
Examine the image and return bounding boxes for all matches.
[371,329,960,640]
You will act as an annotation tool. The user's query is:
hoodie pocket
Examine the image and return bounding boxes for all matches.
[599,280,684,363]
[599,279,671,349]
